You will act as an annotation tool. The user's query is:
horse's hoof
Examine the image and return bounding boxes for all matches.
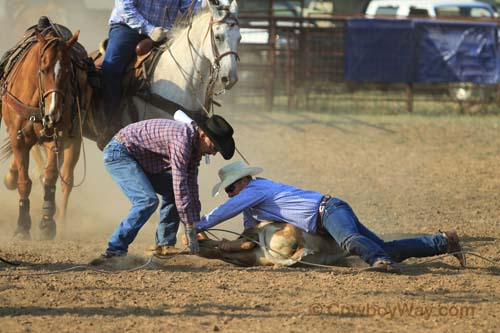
[13,228,31,241]
[39,218,56,240]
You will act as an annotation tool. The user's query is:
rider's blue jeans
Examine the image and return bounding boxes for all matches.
[103,140,180,255]
[321,198,449,265]
[102,23,143,116]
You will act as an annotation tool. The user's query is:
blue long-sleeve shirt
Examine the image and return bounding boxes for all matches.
[109,0,202,37]
[196,178,324,234]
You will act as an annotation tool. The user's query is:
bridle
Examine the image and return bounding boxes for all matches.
[205,9,240,104]
[2,35,70,140]
[179,7,240,114]
[37,37,68,134]
[209,9,240,67]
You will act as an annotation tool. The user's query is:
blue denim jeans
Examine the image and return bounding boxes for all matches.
[103,140,179,255]
[102,24,143,116]
[147,173,180,247]
[321,198,449,265]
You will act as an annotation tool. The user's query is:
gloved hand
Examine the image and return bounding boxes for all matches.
[185,224,200,254]
[150,27,169,42]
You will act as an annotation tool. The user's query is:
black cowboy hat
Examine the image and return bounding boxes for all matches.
[198,115,235,160]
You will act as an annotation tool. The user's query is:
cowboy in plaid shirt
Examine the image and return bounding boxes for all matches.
[91,114,234,264]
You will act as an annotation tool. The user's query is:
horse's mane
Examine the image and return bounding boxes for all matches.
[167,8,211,46]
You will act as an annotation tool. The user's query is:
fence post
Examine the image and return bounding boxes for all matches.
[406,83,414,113]
[267,17,277,111]
[497,82,500,107]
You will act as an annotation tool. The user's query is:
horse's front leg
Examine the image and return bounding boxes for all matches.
[30,144,47,185]
[4,157,19,190]
[39,141,58,240]
[58,137,81,225]
[11,143,32,240]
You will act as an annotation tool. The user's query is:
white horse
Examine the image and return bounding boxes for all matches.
[19,0,241,226]
[147,0,240,112]
[83,0,241,144]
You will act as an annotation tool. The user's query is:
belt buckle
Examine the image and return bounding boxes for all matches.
[319,195,330,213]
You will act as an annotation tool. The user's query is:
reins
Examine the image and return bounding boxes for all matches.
[54,93,88,188]
[5,36,66,126]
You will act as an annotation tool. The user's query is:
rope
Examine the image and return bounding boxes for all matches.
[403,251,499,268]
[55,94,87,188]
[153,246,190,259]
[0,256,154,277]
[0,256,20,266]
[165,26,211,117]
[0,246,191,278]
[205,229,221,240]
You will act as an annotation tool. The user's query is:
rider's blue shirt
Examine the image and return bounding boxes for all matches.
[109,0,202,36]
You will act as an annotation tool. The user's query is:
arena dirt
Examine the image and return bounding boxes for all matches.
[0,110,499,332]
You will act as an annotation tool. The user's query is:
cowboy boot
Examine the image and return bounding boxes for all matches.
[442,230,466,268]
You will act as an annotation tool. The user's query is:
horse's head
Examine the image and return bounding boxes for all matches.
[206,0,240,91]
[34,29,79,130]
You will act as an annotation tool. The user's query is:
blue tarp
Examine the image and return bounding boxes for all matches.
[345,18,500,84]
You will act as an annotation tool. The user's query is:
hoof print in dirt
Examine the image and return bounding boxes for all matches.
[39,217,57,240]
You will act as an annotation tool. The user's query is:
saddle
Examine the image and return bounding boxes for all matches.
[89,37,165,100]
[0,17,91,84]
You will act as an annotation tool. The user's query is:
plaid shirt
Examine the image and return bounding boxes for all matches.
[117,119,202,225]
[109,0,202,36]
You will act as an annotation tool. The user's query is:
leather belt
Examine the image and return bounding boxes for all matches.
[316,195,331,234]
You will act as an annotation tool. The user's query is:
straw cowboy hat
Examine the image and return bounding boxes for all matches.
[198,115,235,160]
[212,161,263,196]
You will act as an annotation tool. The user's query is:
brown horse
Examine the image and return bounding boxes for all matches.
[1,27,80,240]
[26,2,240,226]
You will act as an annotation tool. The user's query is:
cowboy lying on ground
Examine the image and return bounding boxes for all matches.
[90,114,235,265]
[192,161,466,273]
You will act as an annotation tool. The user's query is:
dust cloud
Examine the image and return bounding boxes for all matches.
[0,1,243,247]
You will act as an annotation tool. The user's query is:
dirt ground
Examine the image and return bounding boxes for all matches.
[0,109,498,332]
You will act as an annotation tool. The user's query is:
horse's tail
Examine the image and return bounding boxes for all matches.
[0,137,12,164]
